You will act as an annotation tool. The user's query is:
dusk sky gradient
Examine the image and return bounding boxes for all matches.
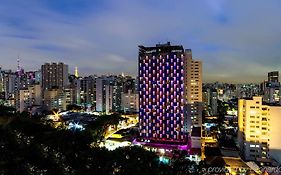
[1,0,281,83]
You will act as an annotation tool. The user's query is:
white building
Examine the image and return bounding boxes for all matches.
[18,84,42,112]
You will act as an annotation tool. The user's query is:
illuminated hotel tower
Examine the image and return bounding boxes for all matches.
[138,42,187,143]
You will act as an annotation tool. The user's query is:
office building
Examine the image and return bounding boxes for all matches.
[138,42,187,143]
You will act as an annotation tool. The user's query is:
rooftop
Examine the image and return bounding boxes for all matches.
[138,42,185,56]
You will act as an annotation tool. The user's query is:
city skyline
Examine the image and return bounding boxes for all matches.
[1,1,281,83]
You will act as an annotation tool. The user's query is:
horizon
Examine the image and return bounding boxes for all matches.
[0,57,274,84]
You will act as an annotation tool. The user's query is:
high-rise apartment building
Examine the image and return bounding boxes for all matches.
[43,88,66,111]
[210,90,218,115]
[41,62,69,90]
[105,84,113,114]
[268,71,279,83]
[0,67,4,94]
[268,106,281,164]
[184,49,203,129]
[261,71,280,104]
[185,49,202,103]
[3,70,16,100]
[96,76,123,113]
[17,84,42,112]
[80,75,96,106]
[68,74,82,105]
[238,96,281,164]
[121,90,139,113]
[203,89,218,116]
[123,76,137,93]
[238,97,270,161]
[138,42,187,143]
[96,77,107,112]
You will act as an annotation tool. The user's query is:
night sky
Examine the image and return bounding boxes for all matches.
[1,0,281,83]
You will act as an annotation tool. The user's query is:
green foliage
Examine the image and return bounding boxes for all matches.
[86,114,126,144]
[0,105,16,116]
[0,113,202,174]
[0,114,163,174]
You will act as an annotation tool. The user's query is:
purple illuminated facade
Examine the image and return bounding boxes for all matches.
[139,42,187,144]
